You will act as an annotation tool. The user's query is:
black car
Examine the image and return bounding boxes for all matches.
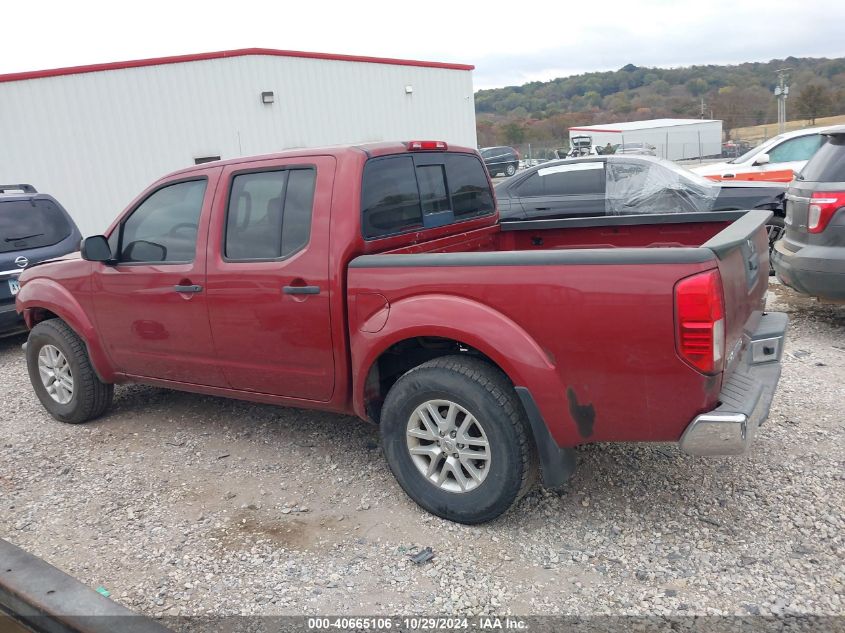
[773,125,845,301]
[1,184,82,336]
[495,155,786,267]
[480,146,520,177]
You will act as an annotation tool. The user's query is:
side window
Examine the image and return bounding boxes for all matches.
[120,179,206,263]
[446,154,494,218]
[362,156,423,239]
[515,173,544,197]
[768,134,824,163]
[225,168,315,260]
[538,162,605,195]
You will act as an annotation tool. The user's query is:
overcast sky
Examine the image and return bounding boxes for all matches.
[2,0,842,90]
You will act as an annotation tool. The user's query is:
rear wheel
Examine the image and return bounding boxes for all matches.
[26,319,113,424]
[380,355,537,524]
[505,163,517,177]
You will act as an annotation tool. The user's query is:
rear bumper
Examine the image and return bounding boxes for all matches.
[772,240,845,300]
[679,312,787,456]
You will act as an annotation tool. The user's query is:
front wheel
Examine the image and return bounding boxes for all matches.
[505,163,517,177]
[380,355,537,524]
[26,319,113,424]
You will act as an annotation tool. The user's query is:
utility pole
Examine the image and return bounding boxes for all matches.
[700,97,706,119]
[774,67,791,134]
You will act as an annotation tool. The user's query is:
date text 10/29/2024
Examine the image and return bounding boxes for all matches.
[307,617,528,630]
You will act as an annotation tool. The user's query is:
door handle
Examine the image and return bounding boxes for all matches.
[283,285,320,295]
[174,284,202,293]
[534,207,550,211]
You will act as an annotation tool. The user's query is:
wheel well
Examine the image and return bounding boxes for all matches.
[364,337,503,423]
[25,307,59,328]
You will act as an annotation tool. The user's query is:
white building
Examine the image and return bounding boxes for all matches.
[0,48,477,235]
[568,119,723,161]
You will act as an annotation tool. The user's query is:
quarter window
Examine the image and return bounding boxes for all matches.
[225,168,316,260]
[120,179,206,263]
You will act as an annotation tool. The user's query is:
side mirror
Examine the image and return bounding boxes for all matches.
[753,153,770,166]
[80,235,113,262]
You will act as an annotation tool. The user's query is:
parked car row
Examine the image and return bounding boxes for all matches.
[494,155,786,272]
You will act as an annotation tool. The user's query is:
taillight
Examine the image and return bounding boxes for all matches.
[675,270,725,374]
[407,140,447,151]
[807,192,845,233]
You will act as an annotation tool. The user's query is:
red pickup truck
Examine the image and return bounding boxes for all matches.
[16,141,787,523]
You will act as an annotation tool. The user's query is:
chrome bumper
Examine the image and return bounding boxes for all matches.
[680,312,787,456]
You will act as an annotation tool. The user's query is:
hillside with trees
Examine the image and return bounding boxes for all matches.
[475,57,845,149]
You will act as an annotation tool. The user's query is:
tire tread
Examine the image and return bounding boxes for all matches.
[400,355,537,505]
[28,319,113,424]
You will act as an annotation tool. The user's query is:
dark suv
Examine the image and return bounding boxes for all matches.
[773,126,845,301]
[1,184,82,335]
[480,146,519,177]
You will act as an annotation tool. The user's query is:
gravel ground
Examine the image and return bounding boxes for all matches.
[1,281,842,624]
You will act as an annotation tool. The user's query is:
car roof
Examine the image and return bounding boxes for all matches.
[820,124,845,136]
[164,141,479,179]
[768,125,831,140]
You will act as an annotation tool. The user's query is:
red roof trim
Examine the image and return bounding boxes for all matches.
[0,47,474,84]
[569,127,623,133]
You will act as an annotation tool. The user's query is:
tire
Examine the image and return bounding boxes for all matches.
[505,163,517,177]
[380,355,537,524]
[26,319,113,424]
[765,216,785,276]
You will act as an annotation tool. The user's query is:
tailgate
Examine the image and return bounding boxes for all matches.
[701,210,771,373]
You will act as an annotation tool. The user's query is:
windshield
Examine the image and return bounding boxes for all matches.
[728,134,784,164]
[0,198,73,253]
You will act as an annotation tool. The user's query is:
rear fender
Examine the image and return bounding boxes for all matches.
[351,294,574,446]
[17,279,116,382]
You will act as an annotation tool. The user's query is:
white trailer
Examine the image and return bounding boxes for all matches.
[0,48,476,236]
[568,119,722,161]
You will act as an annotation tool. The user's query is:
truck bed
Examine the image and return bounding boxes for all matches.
[348,211,771,449]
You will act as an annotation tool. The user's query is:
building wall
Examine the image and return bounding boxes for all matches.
[0,55,476,235]
[570,121,723,161]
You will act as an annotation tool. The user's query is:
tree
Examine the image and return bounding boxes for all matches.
[686,78,709,96]
[501,122,526,145]
[795,84,832,124]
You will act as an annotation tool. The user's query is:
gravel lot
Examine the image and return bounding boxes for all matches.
[1,281,842,624]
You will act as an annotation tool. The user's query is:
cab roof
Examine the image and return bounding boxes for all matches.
[164,142,479,179]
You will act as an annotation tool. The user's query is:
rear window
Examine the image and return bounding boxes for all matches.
[361,153,494,239]
[0,198,73,254]
[798,135,845,182]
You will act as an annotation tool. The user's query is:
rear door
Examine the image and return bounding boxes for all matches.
[205,156,336,401]
[514,161,606,219]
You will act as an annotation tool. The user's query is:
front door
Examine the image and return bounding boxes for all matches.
[205,156,335,401]
[92,172,227,386]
